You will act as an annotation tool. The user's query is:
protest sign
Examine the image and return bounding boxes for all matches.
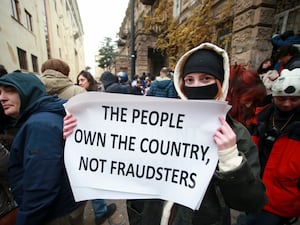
[64,92,230,209]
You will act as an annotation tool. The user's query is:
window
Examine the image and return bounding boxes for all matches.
[17,48,28,70]
[25,10,33,31]
[273,6,300,34]
[31,55,38,73]
[11,0,20,21]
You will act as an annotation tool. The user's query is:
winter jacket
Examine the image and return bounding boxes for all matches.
[284,55,300,70]
[127,43,267,225]
[0,72,84,225]
[271,33,300,50]
[0,143,16,217]
[252,104,300,218]
[100,71,130,94]
[40,69,86,99]
[147,77,178,98]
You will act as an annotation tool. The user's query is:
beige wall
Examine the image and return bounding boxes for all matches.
[0,0,48,73]
[0,0,85,82]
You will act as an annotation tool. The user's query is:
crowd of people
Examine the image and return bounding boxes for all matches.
[0,31,300,225]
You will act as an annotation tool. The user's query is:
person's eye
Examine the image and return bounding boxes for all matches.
[291,97,300,102]
[5,87,16,92]
[203,76,214,81]
[184,77,194,84]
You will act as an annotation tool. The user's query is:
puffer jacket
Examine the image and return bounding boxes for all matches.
[147,77,178,98]
[127,43,267,225]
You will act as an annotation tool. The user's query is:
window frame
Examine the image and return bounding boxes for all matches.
[17,47,28,70]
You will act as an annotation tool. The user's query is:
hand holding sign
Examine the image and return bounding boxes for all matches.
[64,92,230,210]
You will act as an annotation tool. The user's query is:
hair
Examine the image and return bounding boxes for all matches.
[276,45,300,59]
[41,58,70,76]
[215,79,223,100]
[0,65,8,77]
[76,70,98,91]
[227,65,267,130]
[257,58,274,74]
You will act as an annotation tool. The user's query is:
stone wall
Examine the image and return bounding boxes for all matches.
[231,0,276,69]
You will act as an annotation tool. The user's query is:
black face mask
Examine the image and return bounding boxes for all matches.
[183,83,219,100]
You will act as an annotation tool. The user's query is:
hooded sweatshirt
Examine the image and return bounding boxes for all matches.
[0,72,83,225]
[127,43,267,225]
[100,71,129,93]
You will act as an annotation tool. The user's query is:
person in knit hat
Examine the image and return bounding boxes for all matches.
[63,43,267,225]
[240,68,300,225]
[125,42,267,225]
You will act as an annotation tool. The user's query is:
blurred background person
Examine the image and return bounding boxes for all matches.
[40,58,86,99]
[76,70,99,91]
[227,65,267,133]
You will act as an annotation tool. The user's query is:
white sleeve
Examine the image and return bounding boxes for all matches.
[217,144,243,172]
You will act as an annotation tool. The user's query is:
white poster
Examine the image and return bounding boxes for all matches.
[64,92,230,210]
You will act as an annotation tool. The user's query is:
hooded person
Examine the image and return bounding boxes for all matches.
[126,43,267,225]
[243,68,300,225]
[0,72,86,225]
[100,71,130,94]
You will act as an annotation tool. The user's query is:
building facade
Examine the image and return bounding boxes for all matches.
[0,0,85,81]
[116,0,300,79]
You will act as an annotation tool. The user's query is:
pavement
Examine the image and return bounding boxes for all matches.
[84,200,129,225]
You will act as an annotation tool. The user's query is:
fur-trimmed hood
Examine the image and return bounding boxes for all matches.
[173,42,230,101]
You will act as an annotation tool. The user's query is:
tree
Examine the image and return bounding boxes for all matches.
[97,37,116,71]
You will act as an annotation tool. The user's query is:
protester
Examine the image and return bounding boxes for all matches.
[0,72,86,225]
[117,71,132,93]
[63,42,267,225]
[236,68,300,225]
[100,71,130,94]
[227,65,267,133]
[0,65,18,225]
[76,70,99,91]
[271,30,300,50]
[0,142,18,225]
[147,67,178,98]
[40,58,86,99]
[131,77,145,95]
[276,45,300,72]
[257,58,279,105]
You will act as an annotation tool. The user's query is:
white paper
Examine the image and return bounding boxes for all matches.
[64,92,231,210]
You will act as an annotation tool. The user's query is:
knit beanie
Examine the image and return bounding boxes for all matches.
[182,49,224,82]
[272,68,300,96]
